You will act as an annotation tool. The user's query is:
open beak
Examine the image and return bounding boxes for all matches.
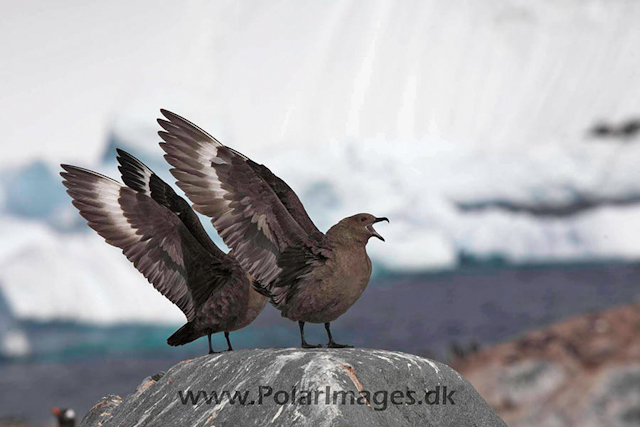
[368,217,389,241]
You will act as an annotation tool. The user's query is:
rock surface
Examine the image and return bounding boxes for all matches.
[452,303,640,427]
[79,348,505,427]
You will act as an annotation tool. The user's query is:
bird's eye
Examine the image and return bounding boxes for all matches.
[360,217,366,222]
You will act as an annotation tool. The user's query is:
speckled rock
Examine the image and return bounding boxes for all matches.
[79,348,505,427]
[80,394,122,427]
[453,303,640,427]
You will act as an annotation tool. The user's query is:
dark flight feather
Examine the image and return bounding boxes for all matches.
[61,165,231,321]
[116,149,226,259]
[158,109,330,296]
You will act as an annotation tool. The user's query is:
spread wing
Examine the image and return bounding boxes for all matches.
[157,109,329,287]
[61,165,230,321]
[116,149,226,259]
[243,159,322,238]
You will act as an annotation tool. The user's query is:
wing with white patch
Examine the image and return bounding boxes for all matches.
[116,149,226,259]
[61,165,197,320]
[157,109,327,286]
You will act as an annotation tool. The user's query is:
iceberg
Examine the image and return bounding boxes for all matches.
[0,218,184,324]
[0,286,30,358]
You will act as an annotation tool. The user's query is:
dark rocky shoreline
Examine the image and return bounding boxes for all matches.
[453,303,640,426]
[2,262,639,425]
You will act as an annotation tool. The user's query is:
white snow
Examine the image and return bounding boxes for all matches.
[2,0,640,323]
[0,329,31,358]
[0,218,184,324]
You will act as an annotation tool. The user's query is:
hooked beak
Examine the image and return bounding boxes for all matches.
[367,217,389,241]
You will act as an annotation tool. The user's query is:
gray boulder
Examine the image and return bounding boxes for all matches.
[80,348,505,427]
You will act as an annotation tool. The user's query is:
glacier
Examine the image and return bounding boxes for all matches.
[2,0,640,325]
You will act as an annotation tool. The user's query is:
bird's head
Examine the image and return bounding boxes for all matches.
[333,213,389,245]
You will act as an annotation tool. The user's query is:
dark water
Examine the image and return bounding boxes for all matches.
[2,262,639,424]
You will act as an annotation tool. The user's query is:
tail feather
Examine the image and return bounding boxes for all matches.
[167,323,199,346]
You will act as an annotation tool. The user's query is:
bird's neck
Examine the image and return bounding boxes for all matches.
[326,224,368,248]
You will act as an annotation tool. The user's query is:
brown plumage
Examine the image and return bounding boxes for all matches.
[61,151,266,354]
[115,150,267,339]
[157,109,388,348]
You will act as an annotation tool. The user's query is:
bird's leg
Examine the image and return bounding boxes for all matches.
[224,331,233,351]
[325,322,353,348]
[207,333,218,354]
[299,321,322,348]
